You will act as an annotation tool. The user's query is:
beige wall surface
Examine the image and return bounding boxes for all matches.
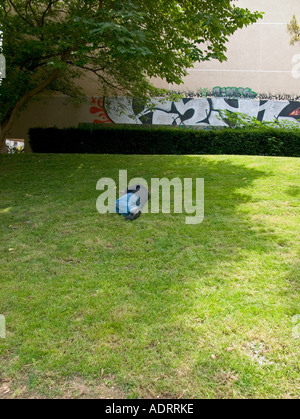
[9,97,95,141]
[162,0,300,96]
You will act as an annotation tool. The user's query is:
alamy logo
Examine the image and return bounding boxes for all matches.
[0,315,5,339]
[96,170,204,224]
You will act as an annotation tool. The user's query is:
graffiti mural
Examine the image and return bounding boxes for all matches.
[89,97,113,124]
[89,97,300,127]
[212,86,257,99]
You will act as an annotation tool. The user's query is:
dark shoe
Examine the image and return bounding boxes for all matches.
[125,211,141,221]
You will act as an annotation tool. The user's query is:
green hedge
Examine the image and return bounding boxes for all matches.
[28,125,300,157]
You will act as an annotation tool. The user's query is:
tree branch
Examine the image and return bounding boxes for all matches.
[79,65,121,90]
[26,0,40,26]
[41,0,61,27]
[8,0,33,26]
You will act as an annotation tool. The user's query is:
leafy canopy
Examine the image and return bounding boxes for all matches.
[0,0,263,125]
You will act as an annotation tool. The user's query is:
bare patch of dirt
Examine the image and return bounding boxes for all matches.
[0,375,126,399]
[0,380,12,398]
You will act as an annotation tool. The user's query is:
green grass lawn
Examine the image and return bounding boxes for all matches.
[0,153,299,399]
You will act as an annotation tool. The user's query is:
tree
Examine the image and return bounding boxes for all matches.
[0,0,263,153]
[288,15,300,45]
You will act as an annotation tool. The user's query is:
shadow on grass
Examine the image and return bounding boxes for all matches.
[286,185,300,197]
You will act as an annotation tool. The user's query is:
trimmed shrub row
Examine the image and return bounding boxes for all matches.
[29,125,300,157]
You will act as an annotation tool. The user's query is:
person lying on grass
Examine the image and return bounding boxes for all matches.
[116,184,149,221]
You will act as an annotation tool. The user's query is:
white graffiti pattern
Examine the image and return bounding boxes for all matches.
[96,97,300,127]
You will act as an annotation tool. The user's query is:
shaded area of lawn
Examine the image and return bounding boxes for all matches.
[0,154,299,399]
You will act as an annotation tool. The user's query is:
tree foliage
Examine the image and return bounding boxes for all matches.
[0,0,263,150]
[288,15,300,45]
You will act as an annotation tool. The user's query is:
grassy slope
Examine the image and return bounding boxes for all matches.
[0,154,299,399]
